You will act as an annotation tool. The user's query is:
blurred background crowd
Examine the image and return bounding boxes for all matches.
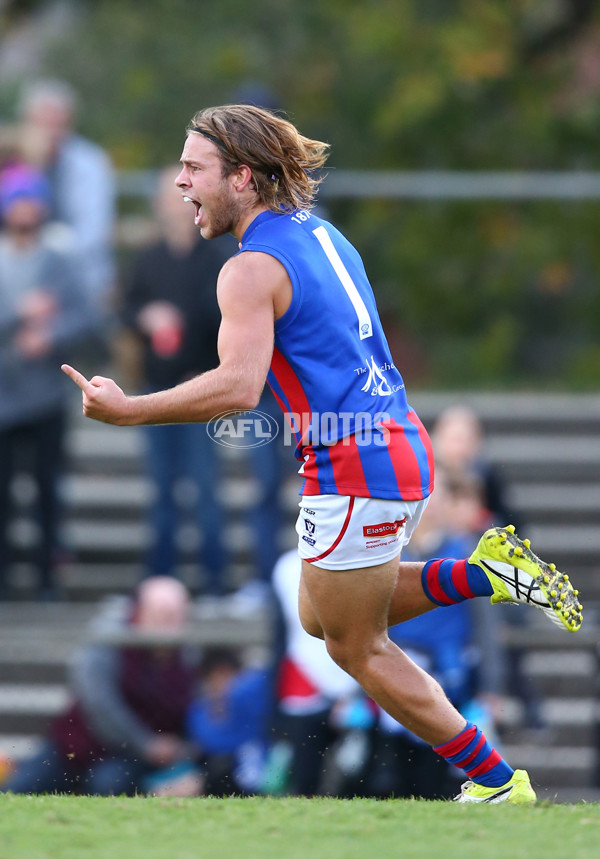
[0,0,599,799]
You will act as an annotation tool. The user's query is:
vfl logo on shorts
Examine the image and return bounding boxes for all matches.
[363,518,406,539]
[302,517,317,546]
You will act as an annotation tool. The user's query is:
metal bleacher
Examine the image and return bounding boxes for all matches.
[0,390,599,799]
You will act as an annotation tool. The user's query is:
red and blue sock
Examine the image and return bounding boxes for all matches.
[421,558,493,606]
[433,721,513,787]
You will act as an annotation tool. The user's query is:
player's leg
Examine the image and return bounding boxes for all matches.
[296,494,537,803]
[387,525,583,633]
[300,557,465,744]
[298,571,324,638]
[295,495,540,634]
[300,554,480,630]
[386,553,497,624]
[299,556,436,634]
[297,494,435,638]
[302,528,583,637]
[301,557,533,802]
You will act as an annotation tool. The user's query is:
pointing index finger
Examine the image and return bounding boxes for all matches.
[61,363,92,393]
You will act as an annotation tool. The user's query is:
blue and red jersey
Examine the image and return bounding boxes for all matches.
[239,209,434,501]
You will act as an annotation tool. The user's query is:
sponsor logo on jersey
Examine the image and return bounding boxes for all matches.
[354,356,404,397]
[363,518,406,538]
[360,356,393,397]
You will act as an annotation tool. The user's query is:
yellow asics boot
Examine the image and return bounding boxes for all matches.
[469,525,583,632]
[455,769,536,804]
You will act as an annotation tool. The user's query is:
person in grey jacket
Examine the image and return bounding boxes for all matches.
[18,78,116,311]
[0,164,95,599]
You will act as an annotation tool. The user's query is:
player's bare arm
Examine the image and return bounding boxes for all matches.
[62,251,291,426]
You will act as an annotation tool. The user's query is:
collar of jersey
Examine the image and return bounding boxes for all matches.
[241,209,283,245]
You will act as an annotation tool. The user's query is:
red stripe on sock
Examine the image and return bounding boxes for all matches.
[451,559,477,599]
[456,734,486,770]
[466,749,503,779]
[426,560,455,606]
[433,724,477,757]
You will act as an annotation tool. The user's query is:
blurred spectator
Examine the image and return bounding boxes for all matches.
[431,404,518,528]
[186,648,271,796]
[0,124,22,173]
[1,576,197,796]
[17,78,116,313]
[120,166,236,595]
[0,164,95,600]
[269,549,374,797]
[366,472,506,799]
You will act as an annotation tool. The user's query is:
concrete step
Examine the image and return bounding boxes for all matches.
[0,734,43,762]
[16,471,600,523]
[0,711,58,736]
[0,599,274,649]
[511,483,600,523]
[0,684,69,735]
[526,524,600,556]
[9,518,260,559]
[57,561,254,596]
[501,743,597,788]
[58,475,269,515]
[0,684,68,713]
[61,474,287,514]
[0,661,68,684]
[487,436,600,467]
[410,392,600,427]
[65,424,254,471]
[496,695,598,746]
[520,650,598,698]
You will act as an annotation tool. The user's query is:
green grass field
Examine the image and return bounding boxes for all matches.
[1,796,600,859]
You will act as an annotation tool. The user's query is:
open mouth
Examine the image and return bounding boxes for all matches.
[183,196,203,226]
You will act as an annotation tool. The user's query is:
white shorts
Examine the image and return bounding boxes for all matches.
[296,494,429,571]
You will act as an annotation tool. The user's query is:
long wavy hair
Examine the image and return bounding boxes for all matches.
[186,104,330,212]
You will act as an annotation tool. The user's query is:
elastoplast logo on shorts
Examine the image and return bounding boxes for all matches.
[362,518,406,538]
[206,410,280,448]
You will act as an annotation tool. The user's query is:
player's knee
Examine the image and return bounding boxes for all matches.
[324,635,386,678]
[325,640,353,675]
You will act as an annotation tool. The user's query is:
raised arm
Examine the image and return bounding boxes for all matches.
[62,251,290,426]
